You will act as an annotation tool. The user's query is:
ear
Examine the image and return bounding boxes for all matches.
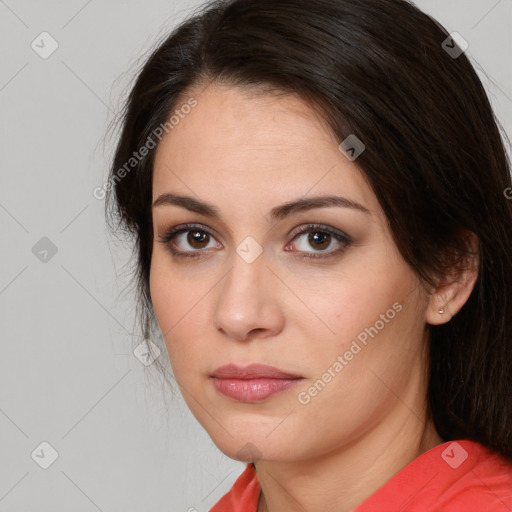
[426,230,479,325]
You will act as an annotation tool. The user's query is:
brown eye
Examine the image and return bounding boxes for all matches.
[308,231,331,251]
[157,224,222,258]
[187,230,210,249]
[287,224,352,260]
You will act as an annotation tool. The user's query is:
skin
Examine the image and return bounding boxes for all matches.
[149,82,479,512]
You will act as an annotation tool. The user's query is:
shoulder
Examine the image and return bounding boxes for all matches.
[356,439,512,512]
[435,440,512,511]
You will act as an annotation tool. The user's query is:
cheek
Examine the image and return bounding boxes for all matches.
[299,269,406,345]
[149,255,183,353]
[149,250,199,328]
[292,303,422,452]
[296,265,421,394]
[149,253,211,372]
[149,255,174,331]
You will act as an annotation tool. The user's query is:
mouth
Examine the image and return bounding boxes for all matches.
[210,363,304,403]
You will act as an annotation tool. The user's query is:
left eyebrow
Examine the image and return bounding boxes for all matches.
[268,195,371,221]
[151,193,371,222]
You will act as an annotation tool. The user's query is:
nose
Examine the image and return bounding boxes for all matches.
[212,252,285,342]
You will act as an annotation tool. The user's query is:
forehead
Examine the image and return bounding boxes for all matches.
[152,83,378,217]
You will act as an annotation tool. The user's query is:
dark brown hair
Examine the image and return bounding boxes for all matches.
[105,0,512,460]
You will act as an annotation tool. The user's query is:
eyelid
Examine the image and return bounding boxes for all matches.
[157,222,352,259]
[157,223,221,256]
[288,223,352,244]
[286,223,352,259]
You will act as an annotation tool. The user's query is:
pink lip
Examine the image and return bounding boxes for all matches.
[211,364,304,403]
[211,363,302,379]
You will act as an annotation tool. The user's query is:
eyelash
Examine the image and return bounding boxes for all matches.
[157,223,352,261]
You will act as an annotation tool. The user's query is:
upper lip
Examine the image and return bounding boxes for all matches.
[211,363,303,379]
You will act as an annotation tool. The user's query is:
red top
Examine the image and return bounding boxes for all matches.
[210,440,512,511]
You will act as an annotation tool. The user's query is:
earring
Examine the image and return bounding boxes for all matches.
[439,308,444,314]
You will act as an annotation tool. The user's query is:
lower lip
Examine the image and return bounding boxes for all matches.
[212,377,303,403]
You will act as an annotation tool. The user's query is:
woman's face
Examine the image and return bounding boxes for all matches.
[150,83,432,463]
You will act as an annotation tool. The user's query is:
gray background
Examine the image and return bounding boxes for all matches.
[0,0,510,510]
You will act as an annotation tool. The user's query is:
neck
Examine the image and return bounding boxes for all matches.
[255,391,443,512]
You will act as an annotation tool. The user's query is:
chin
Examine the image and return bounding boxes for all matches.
[208,428,301,464]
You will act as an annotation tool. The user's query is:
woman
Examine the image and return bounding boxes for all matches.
[105,0,512,510]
